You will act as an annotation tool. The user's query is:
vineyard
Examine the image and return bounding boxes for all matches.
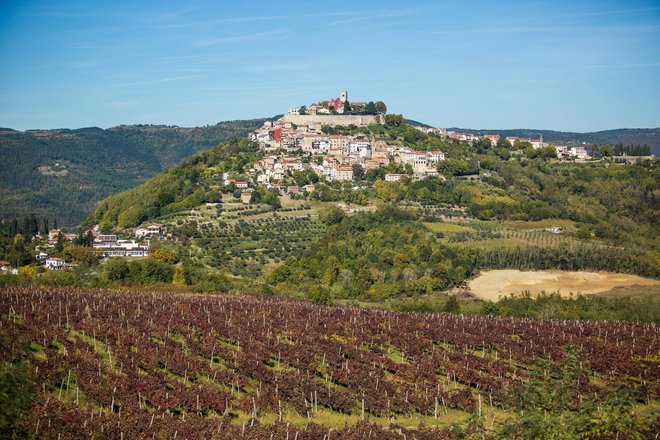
[1,287,658,438]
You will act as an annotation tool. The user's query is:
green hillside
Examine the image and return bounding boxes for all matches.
[86,138,262,230]
[72,120,659,303]
[0,119,268,224]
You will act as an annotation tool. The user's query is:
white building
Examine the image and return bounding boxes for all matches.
[348,139,370,153]
[427,151,445,162]
[96,240,148,258]
[135,225,161,238]
[45,257,66,270]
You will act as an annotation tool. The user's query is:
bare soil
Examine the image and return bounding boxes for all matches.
[467,269,660,301]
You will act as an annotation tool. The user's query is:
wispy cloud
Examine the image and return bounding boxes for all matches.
[324,9,420,27]
[150,11,353,30]
[109,75,202,88]
[427,24,660,36]
[241,63,308,73]
[193,29,289,46]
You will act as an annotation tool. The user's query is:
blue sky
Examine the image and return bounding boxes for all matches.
[1,0,659,131]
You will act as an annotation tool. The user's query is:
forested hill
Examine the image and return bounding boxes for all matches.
[448,127,660,155]
[0,119,268,225]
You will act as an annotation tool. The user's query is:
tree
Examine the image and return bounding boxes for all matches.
[104,258,130,281]
[306,285,333,305]
[299,105,307,115]
[576,227,592,240]
[443,295,461,314]
[352,164,365,180]
[375,101,387,114]
[149,247,178,263]
[343,101,352,114]
[172,264,187,285]
[497,136,512,149]
[55,231,64,253]
[63,246,99,266]
[385,114,405,127]
[364,101,377,115]
[437,158,477,176]
[318,205,346,225]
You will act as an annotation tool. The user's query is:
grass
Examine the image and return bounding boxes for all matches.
[598,284,660,299]
[423,221,475,235]
[29,341,47,361]
[501,218,577,231]
[231,403,512,430]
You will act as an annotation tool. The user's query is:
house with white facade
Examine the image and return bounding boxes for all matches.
[385,174,404,181]
[45,257,66,270]
[135,224,161,238]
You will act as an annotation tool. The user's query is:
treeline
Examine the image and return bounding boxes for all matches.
[479,245,660,279]
[0,214,57,238]
[480,292,660,323]
[0,244,233,293]
[591,143,652,158]
[87,139,262,230]
[0,215,58,266]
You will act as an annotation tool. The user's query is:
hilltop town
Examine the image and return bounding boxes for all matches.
[244,91,588,193]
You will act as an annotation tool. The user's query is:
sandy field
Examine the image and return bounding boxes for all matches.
[468,269,660,301]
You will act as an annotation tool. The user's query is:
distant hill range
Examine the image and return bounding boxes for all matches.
[0,119,268,225]
[448,127,660,155]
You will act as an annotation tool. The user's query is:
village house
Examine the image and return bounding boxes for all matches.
[135,224,161,238]
[427,151,445,162]
[385,174,404,181]
[348,139,370,153]
[329,135,350,150]
[332,166,354,181]
[45,257,66,270]
[483,134,500,146]
[570,146,589,159]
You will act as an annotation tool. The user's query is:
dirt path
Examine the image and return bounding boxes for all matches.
[468,269,660,301]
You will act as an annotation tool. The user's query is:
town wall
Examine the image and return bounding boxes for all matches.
[281,114,382,127]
